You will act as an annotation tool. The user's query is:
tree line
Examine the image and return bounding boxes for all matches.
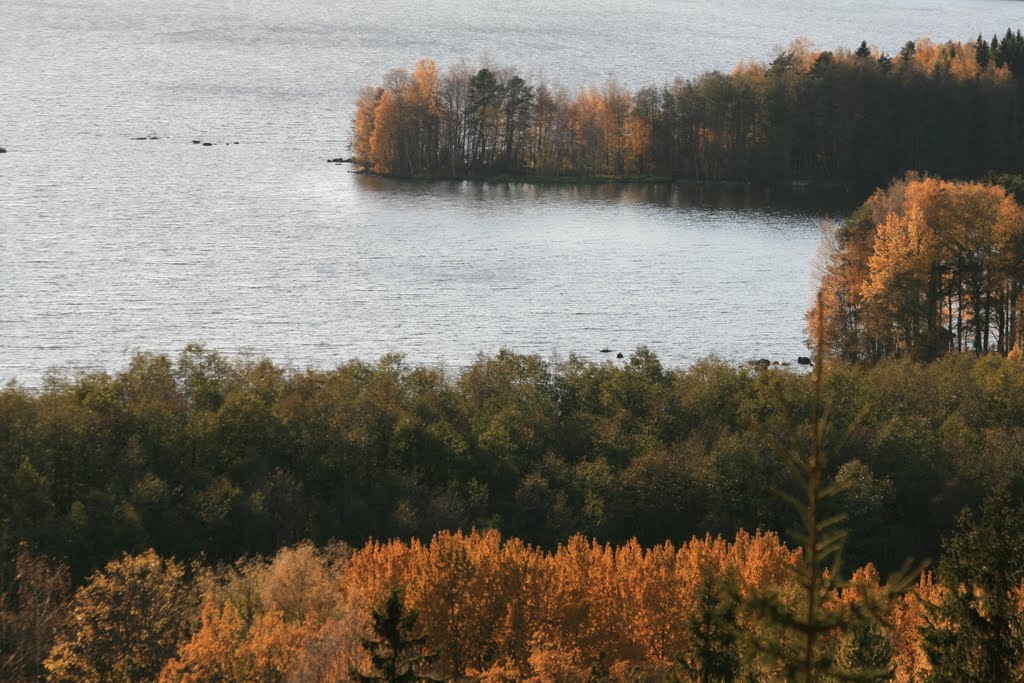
[811,176,1024,361]
[352,30,1024,194]
[6,493,1024,682]
[3,346,1024,586]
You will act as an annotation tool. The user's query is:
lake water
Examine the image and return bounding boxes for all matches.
[2,0,1021,384]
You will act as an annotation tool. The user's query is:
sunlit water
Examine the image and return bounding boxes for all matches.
[2,0,1021,384]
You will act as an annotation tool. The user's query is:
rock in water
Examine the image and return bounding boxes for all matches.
[797,356,812,365]
[202,142,213,146]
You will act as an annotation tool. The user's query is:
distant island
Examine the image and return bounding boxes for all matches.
[351,30,1024,197]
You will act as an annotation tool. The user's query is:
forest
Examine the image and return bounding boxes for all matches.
[351,30,1024,195]
[3,339,1024,679]
[5,344,1024,581]
[6,496,1024,681]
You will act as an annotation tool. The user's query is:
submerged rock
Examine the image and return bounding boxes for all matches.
[0,147,6,153]
[600,348,612,353]
[202,142,214,146]
[192,140,201,144]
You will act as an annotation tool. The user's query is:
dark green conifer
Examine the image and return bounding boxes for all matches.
[975,35,990,68]
[921,492,1024,683]
[680,567,741,682]
[353,588,438,683]
[836,617,895,677]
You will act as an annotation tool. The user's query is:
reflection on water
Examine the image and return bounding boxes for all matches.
[353,175,858,214]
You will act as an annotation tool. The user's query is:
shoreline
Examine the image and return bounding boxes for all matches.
[336,162,863,210]
[342,162,854,193]
[2,346,815,393]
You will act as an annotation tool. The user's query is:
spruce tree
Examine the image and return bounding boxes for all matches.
[921,492,1024,682]
[353,588,437,683]
[836,616,895,677]
[975,35,990,69]
[680,567,741,682]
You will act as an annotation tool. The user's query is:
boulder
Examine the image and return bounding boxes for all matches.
[192,140,201,144]
[202,142,214,146]
[600,348,612,353]
[616,352,624,359]
[0,147,6,153]
[797,356,813,365]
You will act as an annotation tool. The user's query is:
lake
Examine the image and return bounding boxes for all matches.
[2,0,1021,384]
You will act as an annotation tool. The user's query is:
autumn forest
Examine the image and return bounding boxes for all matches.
[353,31,1024,194]
[6,27,1024,683]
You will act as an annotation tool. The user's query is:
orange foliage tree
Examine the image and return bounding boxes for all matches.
[44,550,198,683]
[812,175,1024,361]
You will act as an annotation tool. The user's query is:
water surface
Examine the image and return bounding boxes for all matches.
[2,0,1020,384]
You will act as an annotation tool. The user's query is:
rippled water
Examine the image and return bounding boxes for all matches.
[2,0,1021,384]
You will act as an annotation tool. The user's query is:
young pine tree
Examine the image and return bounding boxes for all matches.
[353,588,437,683]
[752,295,916,682]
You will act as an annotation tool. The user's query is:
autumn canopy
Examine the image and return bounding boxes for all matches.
[811,176,1024,361]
